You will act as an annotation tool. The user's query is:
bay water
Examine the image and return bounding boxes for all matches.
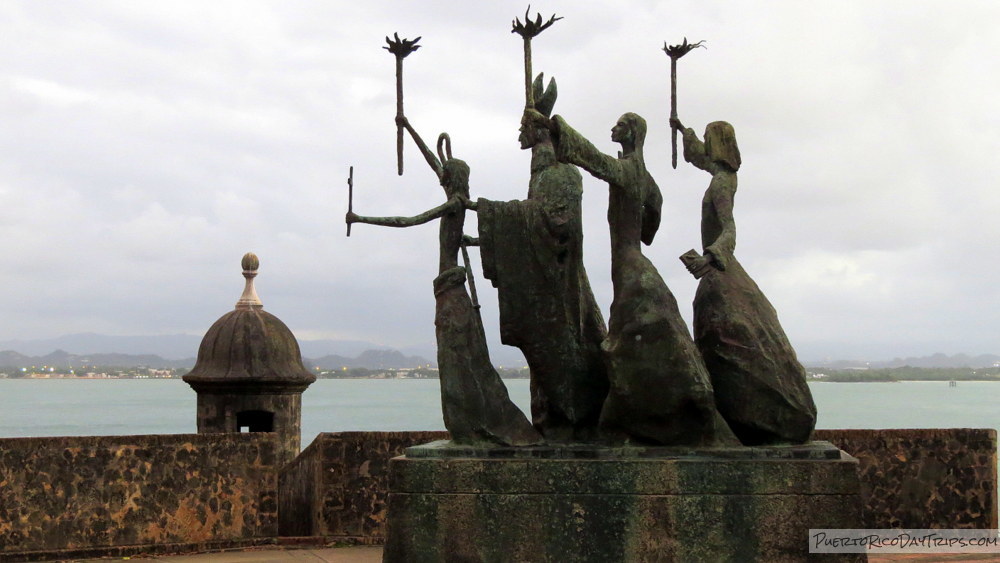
[0,379,996,441]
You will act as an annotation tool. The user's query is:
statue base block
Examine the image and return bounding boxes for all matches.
[384,440,865,562]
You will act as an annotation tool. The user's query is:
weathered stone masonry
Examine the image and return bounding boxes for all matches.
[0,428,995,560]
[0,433,280,560]
[278,431,448,541]
[816,428,997,529]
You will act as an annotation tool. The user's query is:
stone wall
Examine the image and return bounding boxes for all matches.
[0,428,993,558]
[283,429,996,544]
[278,431,447,542]
[194,390,304,467]
[384,442,865,562]
[816,428,997,529]
[0,433,280,560]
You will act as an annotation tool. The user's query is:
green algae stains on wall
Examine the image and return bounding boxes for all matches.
[0,433,280,558]
[0,428,993,558]
[278,431,448,541]
[383,442,864,562]
[278,429,997,544]
[816,428,997,529]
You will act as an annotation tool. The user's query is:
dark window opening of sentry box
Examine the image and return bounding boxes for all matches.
[236,410,274,433]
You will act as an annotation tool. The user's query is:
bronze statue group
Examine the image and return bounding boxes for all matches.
[347,14,816,449]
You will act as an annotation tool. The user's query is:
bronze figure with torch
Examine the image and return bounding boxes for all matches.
[384,32,421,175]
[663,37,705,169]
[512,6,562,109]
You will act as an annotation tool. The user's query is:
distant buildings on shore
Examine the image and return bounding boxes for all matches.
[313,366,528,380]
[0,365,531,380]
[0,366,182,379]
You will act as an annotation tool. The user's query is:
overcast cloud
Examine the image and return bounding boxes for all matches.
[1,1,997,362]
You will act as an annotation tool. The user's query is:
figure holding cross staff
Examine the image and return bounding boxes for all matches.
[463,9,608,443]
[346,37,540,447]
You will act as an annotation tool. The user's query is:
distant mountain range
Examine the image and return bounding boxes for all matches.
[0,348,435,371]
[1,333,995,370]
[0,349,193,370]
[0,333,434,370]
[0,333,420,360]
[306,349,434,370]
[804,353,1000,370]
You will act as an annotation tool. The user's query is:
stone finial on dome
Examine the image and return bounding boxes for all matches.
[236,252,263,310]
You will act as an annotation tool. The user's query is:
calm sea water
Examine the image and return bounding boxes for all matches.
[0,379,997,441]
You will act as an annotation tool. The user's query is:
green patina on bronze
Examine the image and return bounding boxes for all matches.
[352,11,821,452]
[478,74,608,443]
[369,15,868,559]
[540,110,735,446]
[347,112,540,447]
[675,119,817,445]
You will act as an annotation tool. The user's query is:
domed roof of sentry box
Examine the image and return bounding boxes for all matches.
[183,253,316,392]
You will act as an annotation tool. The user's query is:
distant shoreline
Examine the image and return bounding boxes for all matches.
[4,365,997,383]
[3,376,995,382]
[806,365,1000,383]
[809,379,998,383]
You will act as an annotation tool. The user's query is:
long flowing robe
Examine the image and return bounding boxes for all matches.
[478,157,608,442]
[434,265,541,446]
[436,198,541,446]
[682,128,817,444]
[552,117,735,446]
[372,196,541,446]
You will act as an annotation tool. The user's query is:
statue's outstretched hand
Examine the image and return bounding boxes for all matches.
[395,115,409,128]
[346,211,359,224]
[669,117,684,131]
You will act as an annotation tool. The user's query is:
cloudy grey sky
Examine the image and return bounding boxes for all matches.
[1,1,997,362]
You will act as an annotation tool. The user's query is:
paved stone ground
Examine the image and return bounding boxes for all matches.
[70,546,383,563]
[66,546,1000,562]
[56,546,1000,562]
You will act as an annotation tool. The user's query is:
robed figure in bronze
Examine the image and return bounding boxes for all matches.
[475,75,608,443]
[525,108,735,446]
[347,117,541,447]
[673,117,816,444]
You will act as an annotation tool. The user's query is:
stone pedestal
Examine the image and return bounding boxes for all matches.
[384,441,865,562]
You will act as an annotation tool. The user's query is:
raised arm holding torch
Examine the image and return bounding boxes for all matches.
[512,6,562,109]
[384,33,421,175]
[663,37,705,168]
